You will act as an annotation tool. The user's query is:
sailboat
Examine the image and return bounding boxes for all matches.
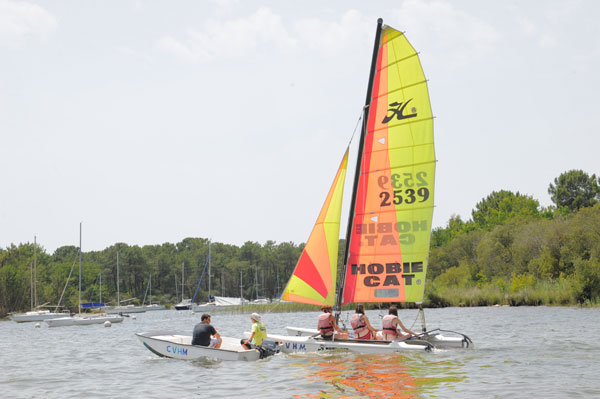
[271,19,471,352]
[45,223,124,327]
[174,261,192,310]
[143,273,166,311]
[106,250,146,314]
[9,236,69,322]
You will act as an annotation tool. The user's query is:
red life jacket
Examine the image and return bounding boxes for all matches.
[350,313,368,337]
[382,315,398,336]
[318,313,334,335]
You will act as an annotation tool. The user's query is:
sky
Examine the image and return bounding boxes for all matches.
[1,0,599,254]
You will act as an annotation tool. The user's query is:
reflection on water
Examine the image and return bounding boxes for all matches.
[289,352,466,399]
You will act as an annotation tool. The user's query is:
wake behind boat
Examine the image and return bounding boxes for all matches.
[136,331,278,361]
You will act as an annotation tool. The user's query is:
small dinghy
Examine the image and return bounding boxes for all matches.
[135,331,279,361]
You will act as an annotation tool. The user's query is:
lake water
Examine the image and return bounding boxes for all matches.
[1,306,599,398]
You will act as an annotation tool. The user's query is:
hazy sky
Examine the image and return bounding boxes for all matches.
[1,0,598,253]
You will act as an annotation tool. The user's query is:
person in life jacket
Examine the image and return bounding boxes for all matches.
[241,313,267,349]
[317,305,348,340]
[350,304,380,340]
[381,305,419,341]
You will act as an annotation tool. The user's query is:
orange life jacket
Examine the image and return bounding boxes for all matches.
[318,313,333,335]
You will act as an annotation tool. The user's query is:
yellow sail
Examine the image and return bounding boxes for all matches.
[342,25,435,304]
[281,149,349,305]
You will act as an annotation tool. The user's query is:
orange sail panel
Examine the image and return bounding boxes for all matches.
[281,149,349,306]
[343,26,435,305]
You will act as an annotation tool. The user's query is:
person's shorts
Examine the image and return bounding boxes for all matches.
[320,334,333,340]
[209,338,221,348]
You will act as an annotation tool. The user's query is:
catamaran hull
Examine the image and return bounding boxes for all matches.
[285,327,471,349]
[135,331,261,361]
[45,314,124,327]
[257,333,431,354]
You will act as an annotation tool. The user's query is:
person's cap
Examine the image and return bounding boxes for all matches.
[250,313,261,321]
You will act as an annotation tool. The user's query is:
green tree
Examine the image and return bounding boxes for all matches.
[548,169,600,211]
[471,190,541,229]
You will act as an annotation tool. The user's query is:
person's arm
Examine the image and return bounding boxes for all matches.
[331,315,342,332]
[363,315,378,333]
[396,317,417,337]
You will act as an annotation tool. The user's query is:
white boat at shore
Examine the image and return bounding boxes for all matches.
[284,326,472,349]
[10,309,69,323]
[135,331,271,361]
[106,304,146,314]
[144,304,166,311]
[46,313,124,327]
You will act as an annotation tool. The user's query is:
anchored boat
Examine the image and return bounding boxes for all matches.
[279,19,471,352]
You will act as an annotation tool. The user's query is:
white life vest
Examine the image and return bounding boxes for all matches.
[350,313,368,336]
[318,313,333,335]
[382,314,398,336]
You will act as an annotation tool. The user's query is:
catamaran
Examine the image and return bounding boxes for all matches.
[274,19,471,352]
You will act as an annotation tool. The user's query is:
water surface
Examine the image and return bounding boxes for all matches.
[1,306,598,398]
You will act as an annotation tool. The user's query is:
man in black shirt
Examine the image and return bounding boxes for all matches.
[192,314,222,348]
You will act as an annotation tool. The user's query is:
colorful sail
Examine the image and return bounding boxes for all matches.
[281,149,349,306]
[342,25,435,305]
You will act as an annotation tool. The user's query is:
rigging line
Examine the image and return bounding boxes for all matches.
[348,106,366,145]
[55,249,79,312]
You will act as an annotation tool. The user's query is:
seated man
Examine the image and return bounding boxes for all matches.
[192,313,222,348]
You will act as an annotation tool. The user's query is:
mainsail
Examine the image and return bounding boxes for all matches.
[341,24,435,305]
[281,149,349,305]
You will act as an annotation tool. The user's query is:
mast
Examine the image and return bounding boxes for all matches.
[181,261,185,300]
[30,261,33,311]
[100,271,102,305]
[78,222,82,315]
[208,241,212,300]
[335,18,384,318]
[117,250,120,306]
[33,235,37,308]
[149,273,152,305]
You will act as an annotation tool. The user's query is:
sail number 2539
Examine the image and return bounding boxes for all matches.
[378,172,430,206]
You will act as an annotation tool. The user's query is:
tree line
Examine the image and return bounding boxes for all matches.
[1,169,599,316]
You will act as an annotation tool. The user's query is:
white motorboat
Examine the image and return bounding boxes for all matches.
[135,331,274,361]
[284,326,472,349]
[10,310,68,323]
[249,332,432,354]
[45,313,124,327]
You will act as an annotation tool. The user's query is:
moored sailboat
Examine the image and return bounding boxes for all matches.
[45,223,123,327]
[278,19,471,352]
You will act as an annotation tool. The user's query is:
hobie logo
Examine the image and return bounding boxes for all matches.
[382,99,417,123]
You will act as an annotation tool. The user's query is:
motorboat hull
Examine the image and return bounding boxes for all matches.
[135,331,262,361]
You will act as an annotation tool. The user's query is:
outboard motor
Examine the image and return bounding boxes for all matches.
[258,340,280,359]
